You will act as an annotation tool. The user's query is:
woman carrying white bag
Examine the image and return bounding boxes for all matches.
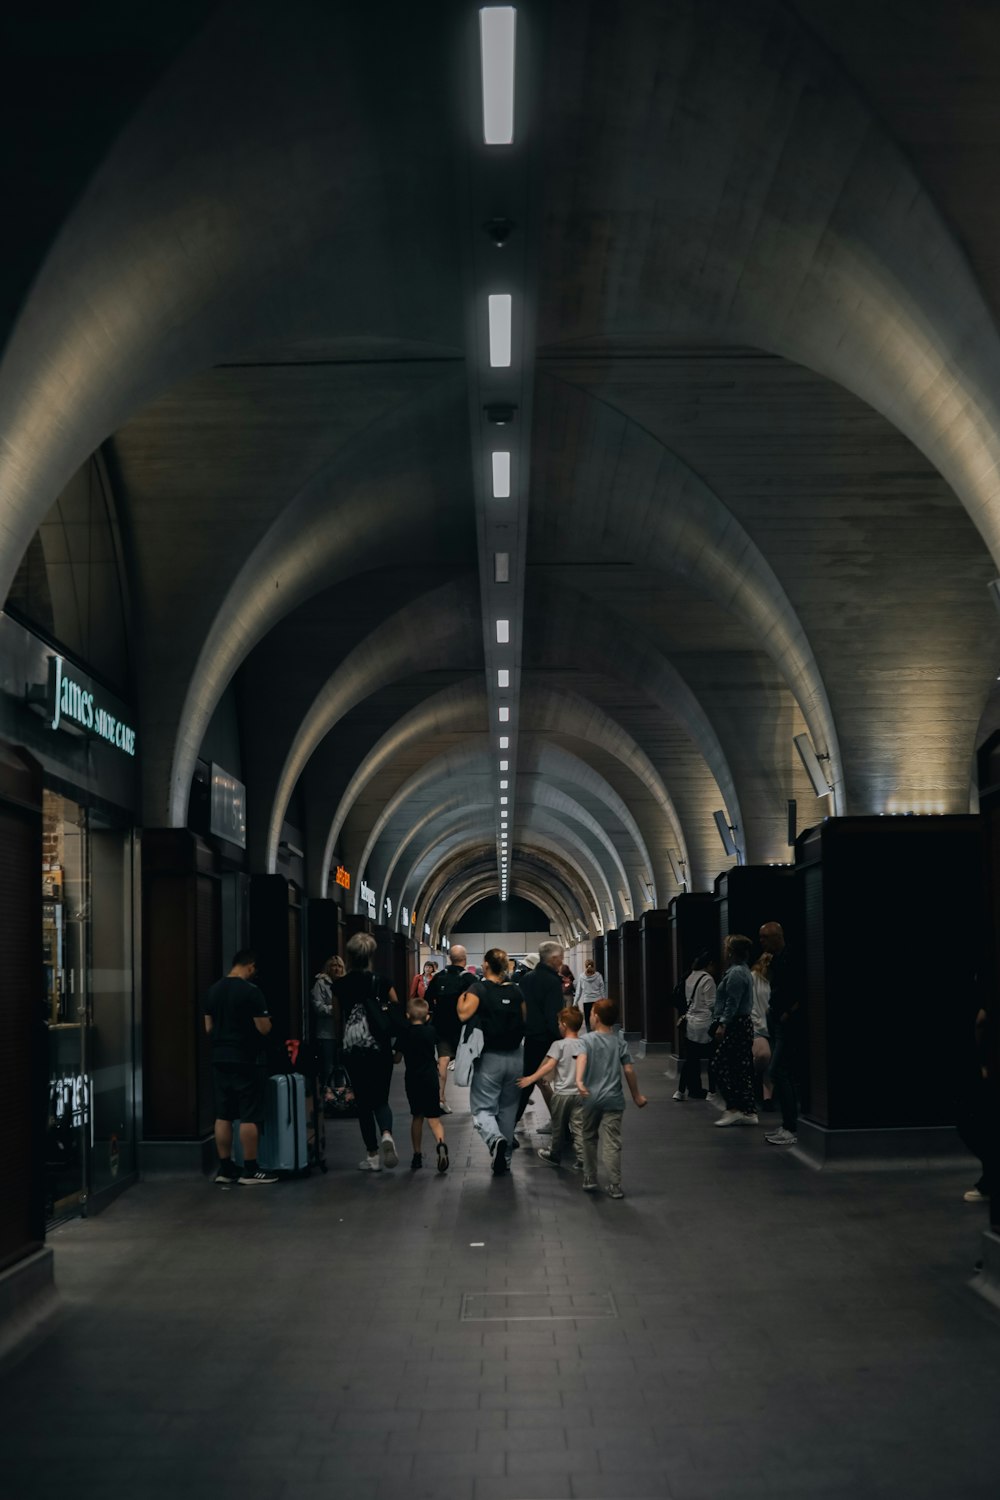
[456,947,526,1177]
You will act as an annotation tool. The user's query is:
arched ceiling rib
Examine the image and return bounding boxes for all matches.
[415,837,593,937]
[400,817,611,939]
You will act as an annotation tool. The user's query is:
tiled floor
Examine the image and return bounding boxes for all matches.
[3,1065,999,1500]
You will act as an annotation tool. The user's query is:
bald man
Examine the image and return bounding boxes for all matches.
[759,922,799,1145]
[425,945,474,1110]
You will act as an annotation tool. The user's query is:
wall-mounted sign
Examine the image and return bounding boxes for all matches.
[385,896,393,920]
[335,865,351,891]
[360,880,376,919]
[210,764,246,849]
[31,655,136,757]
[424,923,431,938]
[402,906,410,928]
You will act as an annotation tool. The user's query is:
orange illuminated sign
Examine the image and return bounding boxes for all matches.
[335,865,351,891]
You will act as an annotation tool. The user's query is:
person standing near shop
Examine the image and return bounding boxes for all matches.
[204,950,278,1186]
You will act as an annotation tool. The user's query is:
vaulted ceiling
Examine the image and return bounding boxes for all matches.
[3,0,1000,941]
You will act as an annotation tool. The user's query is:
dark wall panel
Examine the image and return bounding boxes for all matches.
[0,746,44,1273]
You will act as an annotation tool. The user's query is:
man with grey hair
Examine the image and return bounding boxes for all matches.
[516,940,564,1128]
[425,944,474,1111]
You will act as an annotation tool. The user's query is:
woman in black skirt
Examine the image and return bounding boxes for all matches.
[711,934,758,1128]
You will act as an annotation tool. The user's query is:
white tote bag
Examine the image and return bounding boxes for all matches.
[453,1020,484,1087]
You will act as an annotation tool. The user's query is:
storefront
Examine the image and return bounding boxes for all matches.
[0,612,139,1225]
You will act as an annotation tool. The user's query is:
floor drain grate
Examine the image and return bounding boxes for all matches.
[460,1291,618,1321]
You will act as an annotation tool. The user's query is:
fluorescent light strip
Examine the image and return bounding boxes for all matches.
[480,6,516,145]
[496,618,509,643]
[494,551,510,582]
[500,797,508,805]
[500,780,508,789]
[492,452,510,498]
[500,736,509,749]
[488,294,512,367]
[498,706,509,722]
[500,759,508,771]
[497,668,509,688]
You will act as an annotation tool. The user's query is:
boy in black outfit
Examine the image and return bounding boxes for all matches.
[395,999,449,1172]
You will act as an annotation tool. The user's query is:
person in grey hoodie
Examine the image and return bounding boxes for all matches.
[311,953,345,1091]
[577,959,606,1031]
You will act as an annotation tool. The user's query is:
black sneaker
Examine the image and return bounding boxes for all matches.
[410,1152,423,1170]
[238,1167,279,1185]
[436,1142,449,1174]
[490,1138,509,1176]
[214,1163,239,1185]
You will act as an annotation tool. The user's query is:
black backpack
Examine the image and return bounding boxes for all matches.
[476,981,524,1051]
[672,976,689,1016]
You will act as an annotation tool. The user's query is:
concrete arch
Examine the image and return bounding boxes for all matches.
[530,384,843,821]
[415,837,595,942]
[401,816,611,938]
[264,578,481,873]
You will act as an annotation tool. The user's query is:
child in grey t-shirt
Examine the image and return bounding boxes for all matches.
[576,998,648,1198]
[517,1005,585,1168]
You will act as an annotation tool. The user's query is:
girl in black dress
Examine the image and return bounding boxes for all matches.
[395,998,449,1172]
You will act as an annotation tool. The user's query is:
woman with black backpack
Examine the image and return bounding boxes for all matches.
[457,946,526,1176]
[336,932,404,1172]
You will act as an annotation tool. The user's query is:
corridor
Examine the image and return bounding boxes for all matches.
[3,1068,997,1500]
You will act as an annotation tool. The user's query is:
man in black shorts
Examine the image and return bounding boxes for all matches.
[425,944,475,1112]
[204,949,278,1185]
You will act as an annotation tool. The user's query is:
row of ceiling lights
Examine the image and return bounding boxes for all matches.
[480,6,517,902]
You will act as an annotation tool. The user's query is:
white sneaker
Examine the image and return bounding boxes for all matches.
[964,1187,988,1203]
[706,1092,718,1101]
[448,1060,456,1071]
[359,1153,382,1171]
[439,1101,453,1115]
[764,1127,796,1145]
[714,1110,743,1128]
[672,1089,686,1102]
[736,1112,759,1127]
[380,1134,399,1168]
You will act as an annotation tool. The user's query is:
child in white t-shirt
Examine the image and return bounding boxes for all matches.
[517,1006,585,1169]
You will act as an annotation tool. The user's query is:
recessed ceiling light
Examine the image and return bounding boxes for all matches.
[500,780,508,789]
[500,796,508,805]
[496,618,509,643]
[500,736,509,749]
[497,668,509,688]
[500,759,508,771]
[488,294,512,367]
[480,6,516,146]
[494,551,510,583]
[498,706,509,722]
[492,451,511,498]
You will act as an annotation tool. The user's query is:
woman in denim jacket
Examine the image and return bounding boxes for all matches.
[711,935,758,1128]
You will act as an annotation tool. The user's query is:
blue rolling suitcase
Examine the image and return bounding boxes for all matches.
[234,1073,309,1175]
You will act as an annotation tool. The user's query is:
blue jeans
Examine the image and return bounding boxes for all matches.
[470,1045,524,1162]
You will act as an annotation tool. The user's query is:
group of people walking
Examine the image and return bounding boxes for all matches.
[673,921,801,1146]
[299,936,645,1196]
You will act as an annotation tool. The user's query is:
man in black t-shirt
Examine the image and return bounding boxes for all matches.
[425,944,475,1113]
[203,949,278,1185]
